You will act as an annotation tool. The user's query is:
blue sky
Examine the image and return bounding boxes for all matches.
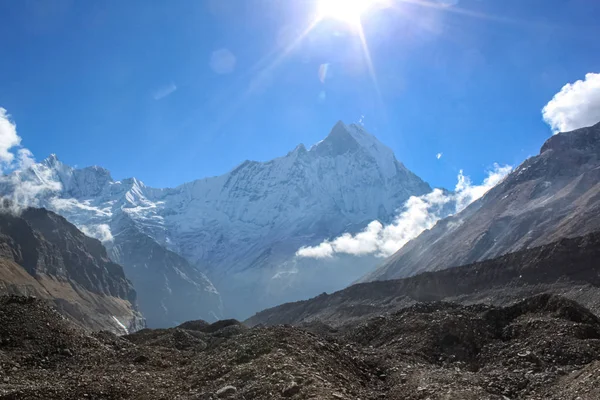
[0,0,599,189]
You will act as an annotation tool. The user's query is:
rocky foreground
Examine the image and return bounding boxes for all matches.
[1,294,599,400]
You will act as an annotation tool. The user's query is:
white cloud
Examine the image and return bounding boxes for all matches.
[296,241,334,258]
[4,172,62,211]
[436,152,443,160]
[0,108,22,165]
[153,83,177,100]
[328,221,384,256]
[210,48,236,74]
[0,106,62,213]
[454,164,513,212]
[542,72,600,134]
[81,224,114,243]
[296,164,512,259]
[17,148,35,169]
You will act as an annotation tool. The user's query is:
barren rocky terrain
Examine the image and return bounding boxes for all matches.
[2,228,600,399]
[1,293,600,399]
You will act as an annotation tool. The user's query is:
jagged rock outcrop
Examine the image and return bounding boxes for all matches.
[0,207,144,333]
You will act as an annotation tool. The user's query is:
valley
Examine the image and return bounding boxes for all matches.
[2,1,600,398]
[0,121,434,323]
[1,120,600,399]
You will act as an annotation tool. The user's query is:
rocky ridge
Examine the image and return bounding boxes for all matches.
[0,207,143,333]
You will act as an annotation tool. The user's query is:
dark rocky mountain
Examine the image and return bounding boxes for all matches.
[1,292,600,399]
[246,231,600,328]
[0,207,144,333]
[363,121,600,282]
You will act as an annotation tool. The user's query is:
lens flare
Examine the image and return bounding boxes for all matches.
[319,63,330,83]
[318,0,376,25]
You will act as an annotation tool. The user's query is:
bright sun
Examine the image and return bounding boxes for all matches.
[318,0,377,25]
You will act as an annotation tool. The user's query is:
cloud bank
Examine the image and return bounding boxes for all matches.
[542,72,600,133]
[296,164,512,259]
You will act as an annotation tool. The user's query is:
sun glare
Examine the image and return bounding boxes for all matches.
[318,0,376,25]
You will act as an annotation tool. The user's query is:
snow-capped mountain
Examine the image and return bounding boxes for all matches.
[1,157,223,327]
[0,121,431,320]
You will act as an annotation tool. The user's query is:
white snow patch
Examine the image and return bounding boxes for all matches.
[112,316,129,335]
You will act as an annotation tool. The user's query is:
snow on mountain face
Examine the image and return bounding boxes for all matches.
[0,158,220,327]
[160,122,429,275]
[0,121,431,319]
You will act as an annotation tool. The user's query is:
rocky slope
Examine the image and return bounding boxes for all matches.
[109,213,222,327]
[0,121,431,320]
[1,293,599,399]
[246,231,600,328]
[363,121,600,282]
[0,207,143,333]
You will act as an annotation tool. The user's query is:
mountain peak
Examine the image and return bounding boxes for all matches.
[314,121,401,179]
[287,143,307,157]
[333,119,346,129]
[308,121,401,179]
[540,120,600,154]
[311,121,361,157]
[41,153,61,168]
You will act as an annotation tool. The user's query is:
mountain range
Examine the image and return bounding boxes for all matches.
[0,121,432,324]
[2,119,599,329]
